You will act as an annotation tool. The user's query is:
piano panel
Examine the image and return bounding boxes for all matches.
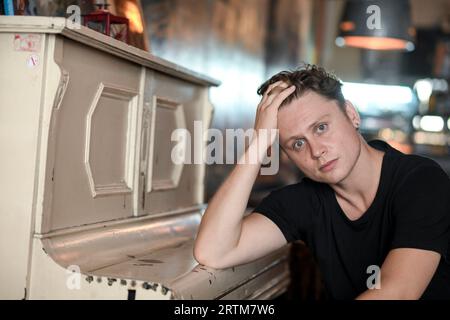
[140,70,212,216]
[44,38,142,232]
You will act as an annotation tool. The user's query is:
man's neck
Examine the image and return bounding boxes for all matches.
[331,138,385,219]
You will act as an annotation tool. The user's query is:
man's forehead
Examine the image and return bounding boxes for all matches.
[282,90,333,110]
[282,112,331,131]
[279,94,338,124]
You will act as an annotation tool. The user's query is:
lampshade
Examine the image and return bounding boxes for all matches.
[336,0,415,51]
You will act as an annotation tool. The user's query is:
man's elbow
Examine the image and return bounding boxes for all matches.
[193,243,229,269]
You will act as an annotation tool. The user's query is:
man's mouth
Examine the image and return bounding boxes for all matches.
[320,159,338,172]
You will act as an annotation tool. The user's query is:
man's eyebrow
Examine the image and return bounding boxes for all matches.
[285,114,330,143]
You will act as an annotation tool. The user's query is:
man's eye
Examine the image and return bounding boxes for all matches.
[292,139,304,150]
[317,123,328,133]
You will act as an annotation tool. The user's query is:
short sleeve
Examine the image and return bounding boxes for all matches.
[391,164,450,260]
[252,183,315,243]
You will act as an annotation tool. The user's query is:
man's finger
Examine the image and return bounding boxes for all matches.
[264,85,296,110]
[260,83,291,109]
[260,81,287,105]
[263,83,290,107]
[260,81,283,107]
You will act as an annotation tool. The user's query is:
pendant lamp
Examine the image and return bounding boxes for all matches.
[336,0,415,51]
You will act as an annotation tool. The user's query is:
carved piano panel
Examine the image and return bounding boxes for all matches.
[43,37,142,232]
[140,71,212,216]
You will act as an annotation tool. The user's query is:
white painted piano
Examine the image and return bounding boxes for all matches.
[0,16,290,300]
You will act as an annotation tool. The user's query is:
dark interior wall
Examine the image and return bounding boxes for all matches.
[142,0,269,132]
[265,0,305,77]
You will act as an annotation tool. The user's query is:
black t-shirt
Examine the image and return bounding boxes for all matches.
[253,140,450,299]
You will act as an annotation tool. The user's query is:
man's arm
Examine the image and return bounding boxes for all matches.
[356,248,441,300]
[193,82,295,269]
[193,141,287,269]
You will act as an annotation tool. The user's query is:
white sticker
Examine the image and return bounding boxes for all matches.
[27,54,39,68]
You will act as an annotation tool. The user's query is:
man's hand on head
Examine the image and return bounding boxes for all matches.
[253,81,295,156]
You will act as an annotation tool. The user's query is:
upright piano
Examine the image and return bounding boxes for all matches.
[0,16,290,300]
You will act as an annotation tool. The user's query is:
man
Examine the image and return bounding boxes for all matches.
[193,64,450,299]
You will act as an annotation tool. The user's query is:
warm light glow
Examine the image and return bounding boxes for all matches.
[387,141,413,154]
[339,36,414,51]
[414,132,447,146]
[124,1,144,33]
[340,21,355,32]
[378,128,407,143]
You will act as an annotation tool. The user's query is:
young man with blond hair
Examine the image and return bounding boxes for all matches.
[194,64,450,300]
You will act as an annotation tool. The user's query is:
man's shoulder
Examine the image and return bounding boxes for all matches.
[386,152,450,194]
[388,151,446,178]
[391,152,441,171]
[368,140,449,193]
[372,139,444,178]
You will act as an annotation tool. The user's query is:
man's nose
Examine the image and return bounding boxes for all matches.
[309,139,326,159]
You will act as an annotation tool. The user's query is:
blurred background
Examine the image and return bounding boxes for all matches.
[4,0,450,300]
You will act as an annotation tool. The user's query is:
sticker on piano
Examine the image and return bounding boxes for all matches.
[14,34,41,52]
[27,54,39,68]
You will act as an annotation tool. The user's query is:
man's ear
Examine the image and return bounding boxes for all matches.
[344,100,360,128]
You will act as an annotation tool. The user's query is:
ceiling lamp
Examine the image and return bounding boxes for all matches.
[336,0,415,51]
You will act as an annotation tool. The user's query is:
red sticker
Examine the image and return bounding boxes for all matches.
[14,34,41,52]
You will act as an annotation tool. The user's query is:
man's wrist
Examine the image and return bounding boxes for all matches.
[247,135,273,165]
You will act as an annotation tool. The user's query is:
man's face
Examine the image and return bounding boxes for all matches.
[277,91,361,185]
